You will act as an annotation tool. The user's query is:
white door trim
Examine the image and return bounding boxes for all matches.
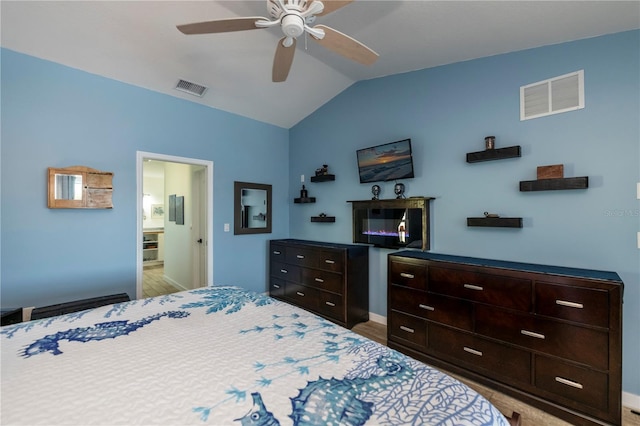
[136,151,214,299]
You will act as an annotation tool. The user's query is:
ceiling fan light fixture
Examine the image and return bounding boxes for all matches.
[281,14,304,38]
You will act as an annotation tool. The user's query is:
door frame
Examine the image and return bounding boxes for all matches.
[136,151,214,299]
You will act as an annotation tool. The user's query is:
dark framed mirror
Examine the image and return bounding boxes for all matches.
[234,181,272,235]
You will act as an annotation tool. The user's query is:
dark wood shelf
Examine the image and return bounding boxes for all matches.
[467,217,523,228]
[466,146,521,163]
[310,174,335,182]
[311,216,335,223]
[294,197,316,203]
[520,176,588,191]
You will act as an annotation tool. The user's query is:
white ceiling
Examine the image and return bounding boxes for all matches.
[2,1,639,129]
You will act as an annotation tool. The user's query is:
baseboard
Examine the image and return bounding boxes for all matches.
[623,391,640,411]
[163,275,188,292]
[369,312,387,325]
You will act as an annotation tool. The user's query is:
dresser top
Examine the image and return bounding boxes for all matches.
[391,251,623,283]
[271,239,368,251]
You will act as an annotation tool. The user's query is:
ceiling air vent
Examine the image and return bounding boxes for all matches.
[175,79,208,97]
[520,70,584,121]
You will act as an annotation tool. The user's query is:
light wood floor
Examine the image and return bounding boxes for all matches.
[351,321,640,426]
[142,264,181,298]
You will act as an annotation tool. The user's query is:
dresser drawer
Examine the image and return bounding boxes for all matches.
[286,247,316,267]
[429,324,531,385]
[301,268,343,295]
[269,278,285,298]
[535,281,609,327]
[317,291,345,323]
[389,310,427,350]
[388,285,472,331]
[476,305,608,370]
[315,250,345,273]
[270,243,287,260]
[429,266,531,311]
[283,282,318,312]
[389,259,427,290]
[535,355,609,413]
[271,261,300,282]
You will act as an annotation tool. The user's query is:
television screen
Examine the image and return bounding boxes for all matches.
[356,138,415,183]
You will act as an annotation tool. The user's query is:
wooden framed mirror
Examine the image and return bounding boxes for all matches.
[234,181,272,235]
[48,166,113,209]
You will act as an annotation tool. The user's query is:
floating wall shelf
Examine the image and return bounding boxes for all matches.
[466,146,521,163]
[310,174,335,182]
[520,177,589,191]
[311,216,336,223]
[294,197,316,203]
[467,217,523,228]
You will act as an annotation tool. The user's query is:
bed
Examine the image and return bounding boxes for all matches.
[1,286,513,425]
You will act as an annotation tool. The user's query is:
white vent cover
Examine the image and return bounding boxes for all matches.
[175,79,208,97]
[520,70,584,121]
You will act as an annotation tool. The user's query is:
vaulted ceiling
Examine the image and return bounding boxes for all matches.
[2,1,639,128]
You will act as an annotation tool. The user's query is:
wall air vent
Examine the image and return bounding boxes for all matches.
[520,70,584,121]
[175,79,208,97]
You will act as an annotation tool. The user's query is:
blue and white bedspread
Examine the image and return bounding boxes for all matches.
[1,286,509,425]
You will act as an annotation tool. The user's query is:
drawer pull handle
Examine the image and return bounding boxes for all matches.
[418,304,435,311]
[296,291,305,297]
[272,250,281,255]
[325,260,335,264]
[272,284,280,289]
[399,326,415,334]
[521,329,545,339]
[463,347,483,357]
[463,283,483,291]
[325,301,336,307]
[296,254,305,259]
[280,269,288,274]
[556,300,584,309]
[400,273,415,279]
[315,278,324,283]
[555,377,583,389]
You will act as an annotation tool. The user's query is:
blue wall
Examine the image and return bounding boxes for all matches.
[0,49,290,306]
[289,31,640,395]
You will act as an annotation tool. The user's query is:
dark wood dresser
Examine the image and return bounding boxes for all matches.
[387,251,623,426]
[269,239,369,329]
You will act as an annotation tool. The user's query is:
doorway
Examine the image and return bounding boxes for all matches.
[136,151,213,299]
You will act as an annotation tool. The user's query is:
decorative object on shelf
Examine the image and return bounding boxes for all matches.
[485,136,496,150]
[47,165,113,209]
[537,164,564,179]
[315,164,329,176]
[466,145,521,163]
[311,213,336,223]
[520,164,588,191]
[300,184,308,199]
[394,182,405,199]
[484,211,499,218]
[371,184,381,200]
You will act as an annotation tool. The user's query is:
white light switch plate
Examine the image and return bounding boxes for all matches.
[637,231,640,249]
[301,174,305,183]
[224,223,230,232]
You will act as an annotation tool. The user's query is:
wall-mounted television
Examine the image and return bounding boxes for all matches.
[356,138,415,183]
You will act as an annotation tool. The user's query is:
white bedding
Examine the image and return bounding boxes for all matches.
[1,286,509,425]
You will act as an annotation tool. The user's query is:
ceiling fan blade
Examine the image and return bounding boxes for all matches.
[317,0,354,16]
[273,37,297,82]
[177,17,267,35]
[312,25,379,65]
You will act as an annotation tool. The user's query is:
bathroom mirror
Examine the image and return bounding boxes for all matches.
[234,181,272,235]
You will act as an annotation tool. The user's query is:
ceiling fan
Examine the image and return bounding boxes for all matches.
[177,0,379,82]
